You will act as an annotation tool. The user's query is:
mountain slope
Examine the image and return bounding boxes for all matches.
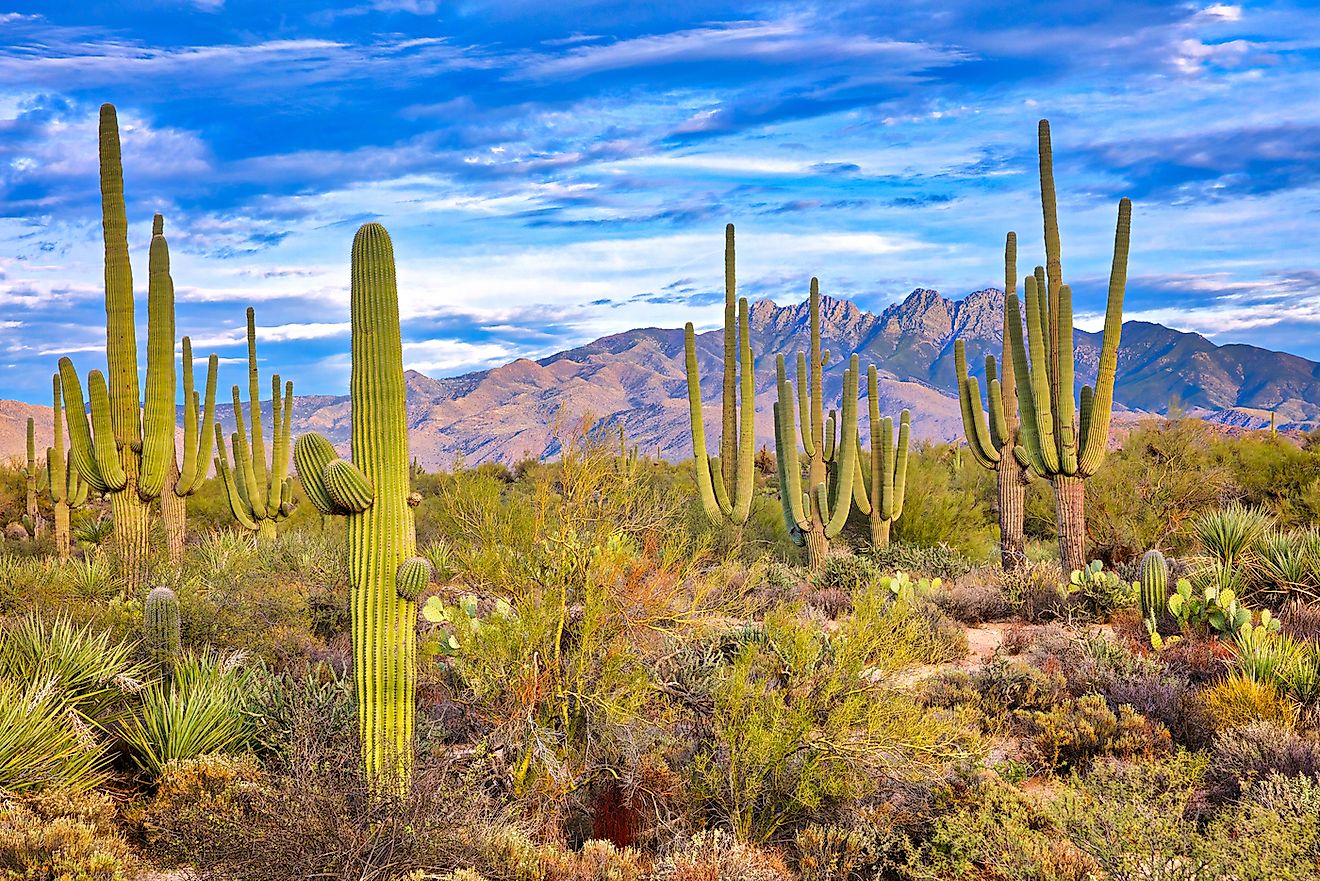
[5,289,1318,468]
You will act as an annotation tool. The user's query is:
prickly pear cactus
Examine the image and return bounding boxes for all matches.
[295,223,431,788]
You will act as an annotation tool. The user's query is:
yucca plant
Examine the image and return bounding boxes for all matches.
[0,614,145,727]
[71,513,114,553]
[1234,619,1298,685]
[0,679,108,793]
[1257,528,1320,602]
[192,529,259,583]
[117,649,253,778]
[1193,503,1272,571]
[59,554,123,601]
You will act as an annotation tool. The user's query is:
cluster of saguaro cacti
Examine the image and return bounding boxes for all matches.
[144,586,182,679]
[215,308,294,545]
[772,279,859,569]
[46,377,89,560]
[59,105,219,583]
[954,232,1031,571]
[684,224,756,528]
[295,223,431,789]
[1139,549,1168,626]
[852,367,910,549]
[1004,119,1131,574]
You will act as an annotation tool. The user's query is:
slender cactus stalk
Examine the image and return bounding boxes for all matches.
[46,375,88,560]
[1006,120,1131,574]
[296,223,430,790]
[856,366,909,549]
[214,308,294,545]
[24,418,45,537]
[684,224,756,528]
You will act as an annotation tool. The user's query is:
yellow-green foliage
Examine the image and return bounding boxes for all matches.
[1203,672,1299,730]
[654,830,792,881]
[0,789,137,881]
[135,754,267,865]
[1024,694,1171,771]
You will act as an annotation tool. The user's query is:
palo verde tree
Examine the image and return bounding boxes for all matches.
[1006,119,1131,573]
[954,232,1031,570]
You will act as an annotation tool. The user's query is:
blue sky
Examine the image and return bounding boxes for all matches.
[2,0,1319,404]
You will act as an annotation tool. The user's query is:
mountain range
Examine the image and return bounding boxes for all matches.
[4,288,1318,469]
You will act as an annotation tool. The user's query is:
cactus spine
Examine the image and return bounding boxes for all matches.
[144,586,181,677]
[1006,120,1131,574]
[954,232,1031,570]
[24,418,45,537]
[1139,549,1168,626]
[772,279,858,569]
[295,223,431,788]
[853,366,909,549]
[214,308,294,545]
[46,376,89,560]
[684,224,755,527]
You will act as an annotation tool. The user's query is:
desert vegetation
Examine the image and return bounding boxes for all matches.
[2,103,1320,881]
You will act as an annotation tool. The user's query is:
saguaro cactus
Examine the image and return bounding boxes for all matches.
[772,279,859,570]
[144,586,182,677]
[215,308,294,545]
[1006,120,1131,574]
[46,376,89,560]
[853,366,909,549]
[1139,549,1168,626]
[58,107,219,582]
[24,418,45,537]
[684,224,755,527]
[295,223,431,788]
[954,233,1031,570]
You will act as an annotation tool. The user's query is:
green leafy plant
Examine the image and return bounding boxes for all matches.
[0,681,108,794]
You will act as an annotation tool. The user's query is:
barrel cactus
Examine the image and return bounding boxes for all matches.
[214,308,294,545]
[684,224,755,527]
[1005,119,1131,574]
[295,223,431,788]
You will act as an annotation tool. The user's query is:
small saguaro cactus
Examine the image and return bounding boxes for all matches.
[295,223,432,789]
[684,224,756,528]
[214,308,295,545]
[24,418,45,537]
[46,376,89,560]
[1139,549,1168,626]
[1005,119,1131,574]
[852,366,909,549]
[772,280,859,570]
[143,586,181,675]
[59,106,220,586]
[954,232,1032,571]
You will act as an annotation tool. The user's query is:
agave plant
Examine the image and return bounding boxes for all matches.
[0,614,145,727]
[117,649,254,778]
[0,679,108,793]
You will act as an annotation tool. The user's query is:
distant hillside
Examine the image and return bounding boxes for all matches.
[4,289,1318,468]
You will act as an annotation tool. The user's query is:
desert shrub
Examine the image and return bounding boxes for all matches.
[908,778,1095,881]
[1158,631,1233,685]
[1023,626,1153,696]
[0,681,107,794]
[116,651,254,778]
[540,839,647,881]
[885,445,996,559]
[1206,723,1320,802]
[793,823,880,881]
[813,553,877,593]
[653,829,791,881]
[971,655,1068,722]
[796,585,853,620]
[1203,672,1299,730]
[1281,598,1320,644]
[1204,774,1320,881]
[999,563,1072,623]
[929,579,1009,624]
[1098,671,1216,750]
[1023,694,1170,771]
[862,541,975,580]
[244,664,356,759]
[0,789,137,881]
[135,754,268,864]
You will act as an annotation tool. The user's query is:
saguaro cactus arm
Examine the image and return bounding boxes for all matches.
[955,341,1000,470]
[1076,197,1132,477]
[139,215,175,500]
[176,339,219,496]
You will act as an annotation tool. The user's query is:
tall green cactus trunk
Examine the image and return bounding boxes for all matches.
[46,375,86,561]
[1002,120,1132,574]
[24,418,44,537]
[295,223,431,790]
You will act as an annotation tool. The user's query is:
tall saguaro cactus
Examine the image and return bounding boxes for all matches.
[60,106,219,585]
[24,418,45,537]
[215,308,294,545]
[684,224,755,527]
[1006,120,1131,573]
[46,377,88,560]
[954,232,1031,570]
[853,366,910,549]
[772,279,858,570]
[295,223,431,788]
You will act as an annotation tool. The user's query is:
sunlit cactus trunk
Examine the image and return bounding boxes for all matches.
[856,366,910,551]
[295,223,431,790]
[24,418,45,537]
[46,375,86,561]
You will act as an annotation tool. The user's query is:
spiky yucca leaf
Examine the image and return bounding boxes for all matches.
[0,679,108,793]
[1193,503,1272,570]
[1257,528,1320,600]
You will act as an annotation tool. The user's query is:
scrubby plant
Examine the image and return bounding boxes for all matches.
[684,224,756,530]
[215,307,296,545]
[1024,693,1170,771]
[295,223,433,788]
[0,788,138,881]
[0,681,108,794]
[1203,672,1298,730]
[1005,120,1131,573]
[954,232,1032,571]
[654,829,792,881]
[58,106,219,585]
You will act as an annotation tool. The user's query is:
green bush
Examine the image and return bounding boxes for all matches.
[0,681,107,795]
[1023,694,1171,771]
